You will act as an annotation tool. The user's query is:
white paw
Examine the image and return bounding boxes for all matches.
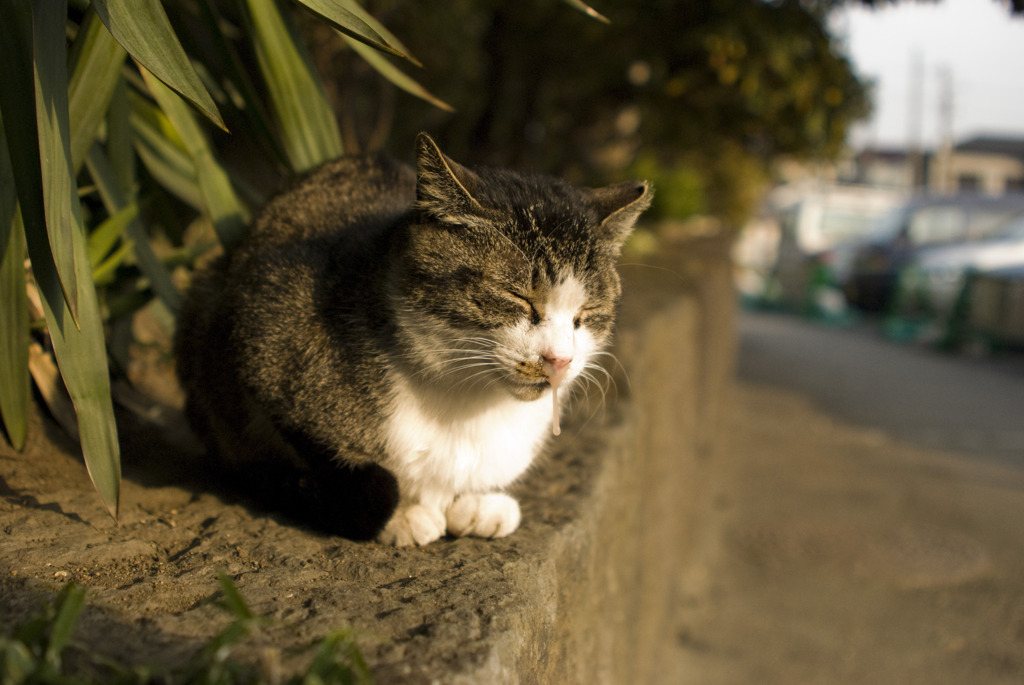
[446,493,521,539]
[378,504,447,547]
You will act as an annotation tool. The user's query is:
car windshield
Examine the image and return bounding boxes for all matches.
[906,206,967,245]
[819,207,894,244]
[999,213,1024,239]
[973,208,1024,239]
[865,205,911,241]
[869,201,1024,247]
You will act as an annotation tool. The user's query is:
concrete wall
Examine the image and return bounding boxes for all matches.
[0,238,736,685]
[448,238,736,683]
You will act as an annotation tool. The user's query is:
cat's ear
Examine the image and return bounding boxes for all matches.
[414,133,487,222]
[586,180,653,251]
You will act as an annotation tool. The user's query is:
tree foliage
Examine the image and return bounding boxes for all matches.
[321,0,873,223]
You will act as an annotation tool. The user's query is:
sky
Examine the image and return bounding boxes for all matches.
[831,0,1024,150]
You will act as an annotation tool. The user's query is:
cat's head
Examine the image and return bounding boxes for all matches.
[395,133,652,407]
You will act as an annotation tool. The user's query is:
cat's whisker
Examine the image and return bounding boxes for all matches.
[588,350,630,394]
[562,367,612,433]
[582,364,616,398]
[417,359,501,389]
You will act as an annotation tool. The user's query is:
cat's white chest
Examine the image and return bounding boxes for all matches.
[383,378,552,496]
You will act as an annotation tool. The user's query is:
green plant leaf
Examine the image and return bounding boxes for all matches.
[33,0,85,326]
[245,0,343,172]
[0,114,29,451]
[129,93,203,210]
[216,573,255,622]
[561,0,609,23]
[105,79,135,198]
[335,0,419,65]
[0,639,35,683]
[92,239,135,286]
[67,9,128,173]
[43,583,86,669]
[293,0,406,60]
[22,166,122,520]
[91,0,226,130]
[3,1,122,518]
[141,68,249,248]
[90,80,181,312]
[195,0,290,170]
[86,144,183,312]
[0,1,82,325]
[305,629,374,685]
[0,219,29,452]
[343,35,453,112]
[87,203,137,270]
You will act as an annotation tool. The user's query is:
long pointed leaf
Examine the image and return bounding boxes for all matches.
[245,0,343,172]
[26,219,122,520]
[20,166,122,520]
[91,0,226,130]
[97,81,183,314]
[106,79,135,197]
[34,0,85,325]
[129,93,204,210]
[68,9,128,173]
[196,0,289,170]
[87,203,137,270]
[0,1,81,324]
[292,0,406,59]
[141,69,249,248]
[92,239,135,286]
[86,144,183,312]
[0,113,30,451]
[334,0,419,65]
[30,3,121,516]
[43,583,86,667]
[343,35,453,112]
[13,3,122,519]
[561,0,610,23]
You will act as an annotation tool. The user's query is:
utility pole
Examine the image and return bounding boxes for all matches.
[935,67,955,194]
[907,52,925,190]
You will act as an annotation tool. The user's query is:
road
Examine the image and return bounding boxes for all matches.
[738,312,1024,465]
[667,310,1024,684]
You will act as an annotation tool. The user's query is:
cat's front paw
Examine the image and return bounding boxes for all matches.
[446,493,521,539]
[378,504,447,547]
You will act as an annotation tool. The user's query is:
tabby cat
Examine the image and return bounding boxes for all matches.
[175,133,651,546]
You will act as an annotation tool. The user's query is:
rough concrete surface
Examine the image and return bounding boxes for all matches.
[0,240,734,684]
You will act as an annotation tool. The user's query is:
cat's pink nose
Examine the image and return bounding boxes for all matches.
[543,354,572,372]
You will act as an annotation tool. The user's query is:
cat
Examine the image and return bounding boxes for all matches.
[175,133,651,546]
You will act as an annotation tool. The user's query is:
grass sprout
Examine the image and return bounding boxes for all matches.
[0,575,373,685]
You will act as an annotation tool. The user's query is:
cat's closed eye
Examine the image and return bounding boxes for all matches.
[509,292,541,325]
[578,306,612,330]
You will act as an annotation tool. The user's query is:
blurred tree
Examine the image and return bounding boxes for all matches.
[319,0,875,224]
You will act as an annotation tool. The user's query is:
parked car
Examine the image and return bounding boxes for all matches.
[843,194,1024,312]
[771,186,905,309]
[733,184,904,308]
[968,265,1024,349]
[897,212,1024,320]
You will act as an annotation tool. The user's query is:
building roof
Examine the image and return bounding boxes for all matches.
[954,136,1024,161]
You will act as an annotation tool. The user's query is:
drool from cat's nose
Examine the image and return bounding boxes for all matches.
[542,357,571,436]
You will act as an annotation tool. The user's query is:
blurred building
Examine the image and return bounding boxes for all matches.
[846,147,917,190]
[928,136,1024,195]
[846,136,1024,196]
